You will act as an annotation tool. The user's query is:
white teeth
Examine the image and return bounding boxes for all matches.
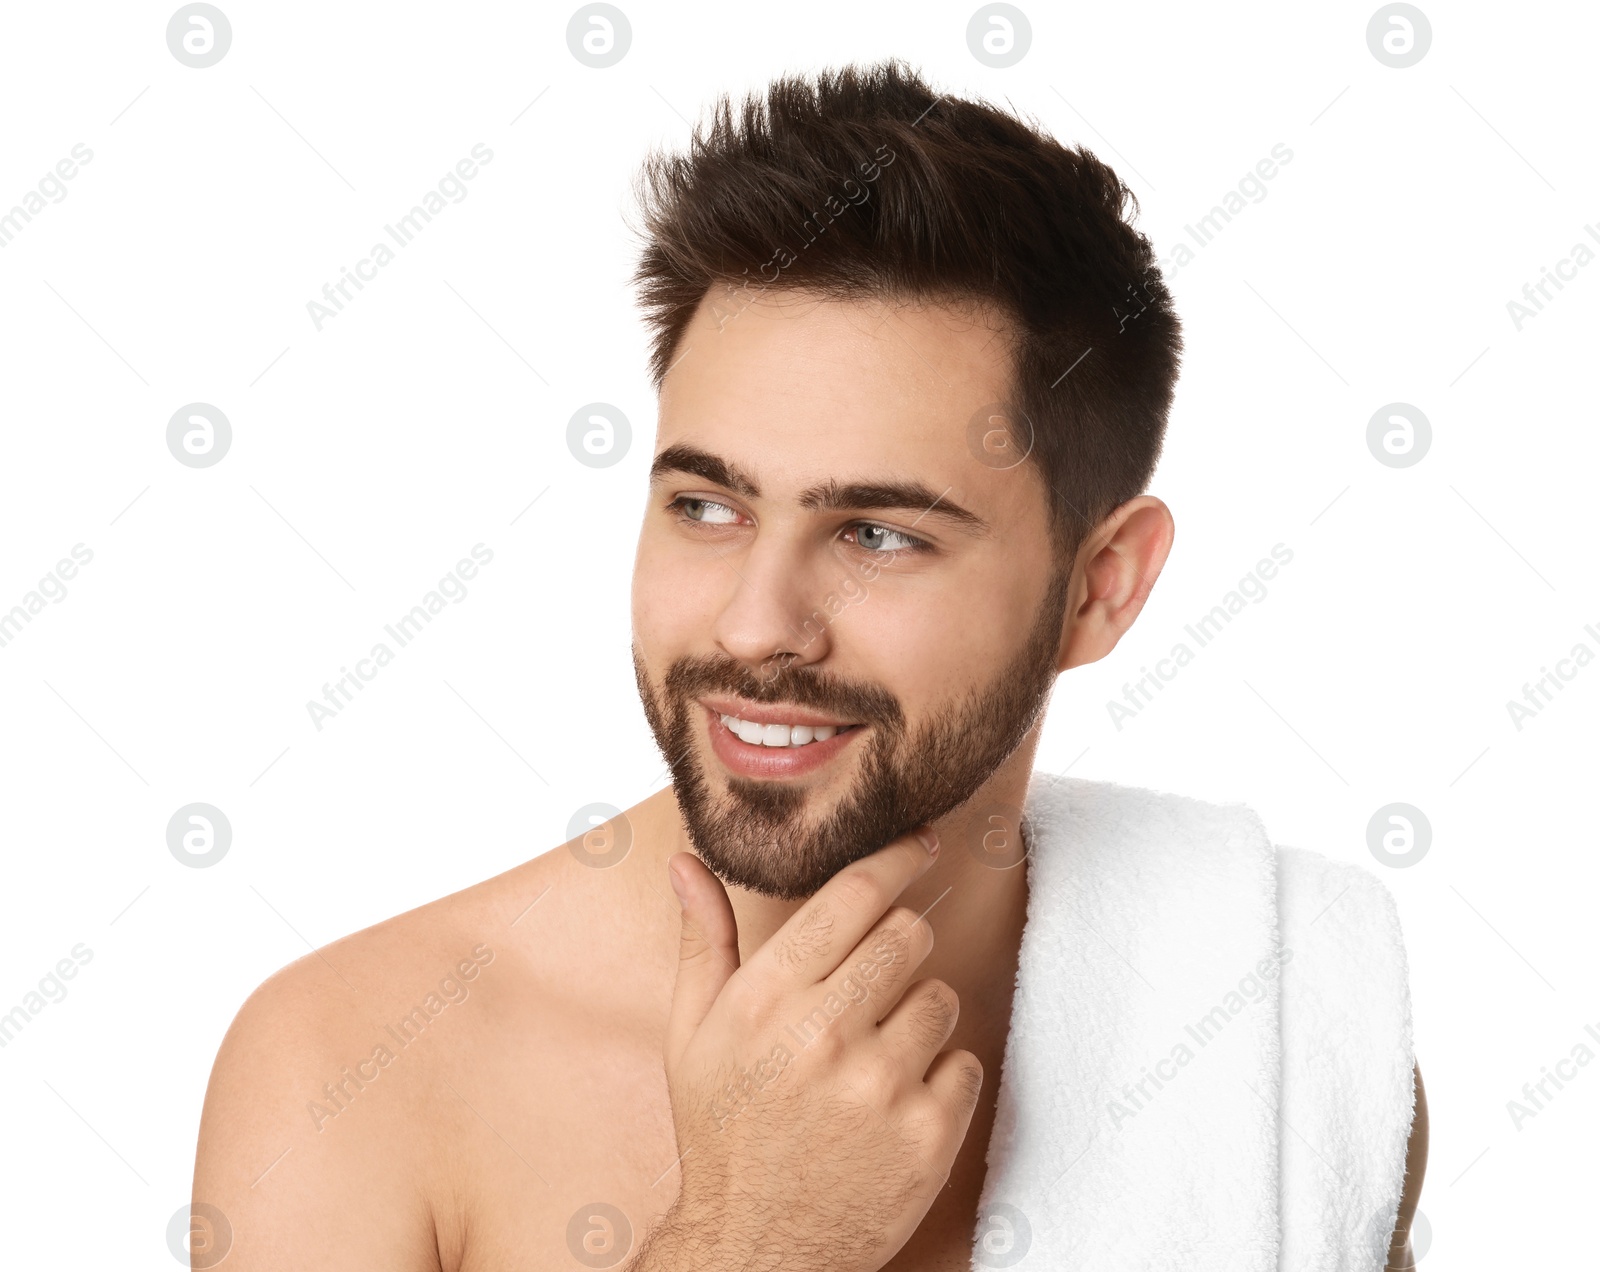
[719,713,851,747]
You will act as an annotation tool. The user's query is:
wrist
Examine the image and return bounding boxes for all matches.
[626,1200,766,1272]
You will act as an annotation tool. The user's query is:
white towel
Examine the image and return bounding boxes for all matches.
[970,772,1415,1271]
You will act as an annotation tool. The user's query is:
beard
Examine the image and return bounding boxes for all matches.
[633,566,1070,900]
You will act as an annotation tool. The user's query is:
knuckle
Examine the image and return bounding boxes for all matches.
[881,906,921,939]
[918,977,958,1012]
[868,911,919,964]
[791,993,849,1056]
[921,979,953,1011]
[834,954,883,1009]
[830,867,890,915]
[772,902,836,973]
[907,981,958,1046]
[807,1016,849,1062]
[899,1098,951,1145]
[949,1052,986,1105]
[848,1050,903,1105]
[719,972,771,1028]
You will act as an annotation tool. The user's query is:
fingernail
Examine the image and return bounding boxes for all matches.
[916,827,940,857]
[668,860,688,906]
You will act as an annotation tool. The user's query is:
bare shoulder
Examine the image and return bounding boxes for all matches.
[191,841,607,1271]
[1386,1060,1429,1270]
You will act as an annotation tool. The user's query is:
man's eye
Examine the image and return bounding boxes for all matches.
[667,497,930,555]
[669,496,740,525]
[848,523,929,554]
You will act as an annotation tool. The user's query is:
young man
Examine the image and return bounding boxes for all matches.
[193,61,1425,1270]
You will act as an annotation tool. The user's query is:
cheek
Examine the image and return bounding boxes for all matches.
[854,569,1037,696]
[632,535,717,644]
[632,531,677,621]
[843,601,963,701]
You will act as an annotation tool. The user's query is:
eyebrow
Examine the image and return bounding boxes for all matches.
[648,442,992,537]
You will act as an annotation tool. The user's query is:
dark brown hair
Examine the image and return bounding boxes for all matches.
[627,58,1182,567]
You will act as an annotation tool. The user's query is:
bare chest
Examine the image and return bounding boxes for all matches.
[440,1007,985,1272]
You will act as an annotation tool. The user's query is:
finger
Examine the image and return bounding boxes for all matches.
[664,852,741,1066]
[814,905,935,1036]
[921,1047,986,1129]
[875,977,960,1068]
[750,824,940,989]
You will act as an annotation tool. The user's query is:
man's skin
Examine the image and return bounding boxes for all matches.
[193,291,1425,1270]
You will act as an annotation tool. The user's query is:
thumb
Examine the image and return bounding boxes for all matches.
[664,851,740,1065]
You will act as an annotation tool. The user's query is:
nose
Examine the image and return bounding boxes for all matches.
[709,537,836,683]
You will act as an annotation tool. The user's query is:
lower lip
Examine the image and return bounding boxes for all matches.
[704,705,864,779]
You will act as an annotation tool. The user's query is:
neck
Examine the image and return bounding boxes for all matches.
[647,748,1039,1034]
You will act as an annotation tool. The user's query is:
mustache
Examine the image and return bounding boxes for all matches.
[662,653,904,729]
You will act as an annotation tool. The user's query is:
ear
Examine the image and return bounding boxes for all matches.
[1057,495,1175,673]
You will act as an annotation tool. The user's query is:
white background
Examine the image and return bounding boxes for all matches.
[0,0,1594,1266]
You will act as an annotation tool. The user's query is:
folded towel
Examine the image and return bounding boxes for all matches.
[970,772,1415,1271]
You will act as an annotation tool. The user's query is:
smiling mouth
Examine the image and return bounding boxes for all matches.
[715,711,864,749]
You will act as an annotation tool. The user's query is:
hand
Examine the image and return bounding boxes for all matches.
[645,825,983,1272]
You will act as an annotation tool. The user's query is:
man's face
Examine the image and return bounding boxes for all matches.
[631,290,1070,900]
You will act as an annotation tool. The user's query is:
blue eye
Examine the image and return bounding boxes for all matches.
[669,496,740,526]
[848,523,929,554]
[666,497,932,555]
